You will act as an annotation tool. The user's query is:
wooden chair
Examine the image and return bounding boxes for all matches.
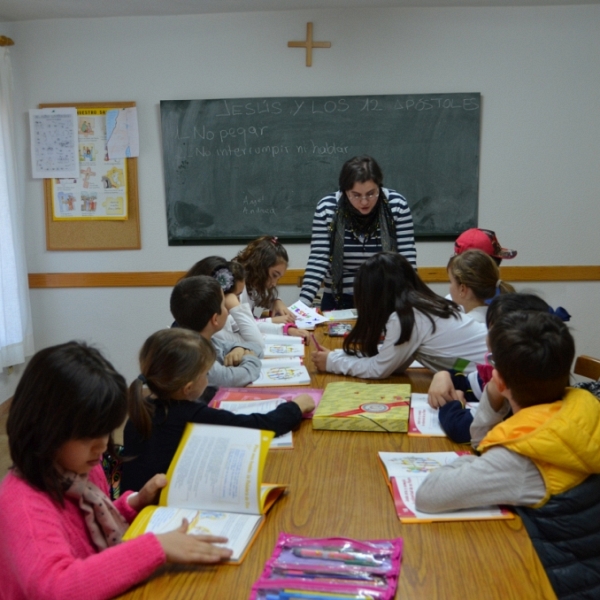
[574,355,600,381]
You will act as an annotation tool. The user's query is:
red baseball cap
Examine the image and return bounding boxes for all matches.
[454,228,517,260]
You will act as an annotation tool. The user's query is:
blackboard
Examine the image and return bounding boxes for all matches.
[160,93,481,244]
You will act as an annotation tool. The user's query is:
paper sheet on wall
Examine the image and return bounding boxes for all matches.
[29,108,79,179]
[106,107,139,158]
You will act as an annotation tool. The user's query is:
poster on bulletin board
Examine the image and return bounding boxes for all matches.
[40,102,141,250]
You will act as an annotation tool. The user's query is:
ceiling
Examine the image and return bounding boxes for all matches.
[0,0,597,22]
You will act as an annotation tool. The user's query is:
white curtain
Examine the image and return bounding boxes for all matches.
[0,45,33,368]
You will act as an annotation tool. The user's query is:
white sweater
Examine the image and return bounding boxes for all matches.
[326,310,488,378]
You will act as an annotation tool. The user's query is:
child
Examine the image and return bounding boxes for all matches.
[429,293,552,444]
[453,228,517,266]
[0,341,232,600]
[121,328,315,492]
[447,249,515,322]
[311,252,488,378]
[234,235,308,338]
[170,275,263,387]
[415,311,600,598]
[183,256,264,349]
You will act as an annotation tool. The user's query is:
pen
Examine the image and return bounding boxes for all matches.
[291,548,381,566]
[310,333,324,351]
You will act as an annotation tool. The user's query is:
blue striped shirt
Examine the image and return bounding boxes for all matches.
[299,188,417,305]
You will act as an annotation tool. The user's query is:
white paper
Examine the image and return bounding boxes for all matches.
[409,393,478,436]
[323,308,358,320]
[217,399,293,448]
[106,107,139,158]
[250,357,311,387]
[30,108,79,178]
[287,300,328,330]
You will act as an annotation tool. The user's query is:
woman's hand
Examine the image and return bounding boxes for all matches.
[311,349,331,372]
[157,518,233,564]
[128,474,167,511]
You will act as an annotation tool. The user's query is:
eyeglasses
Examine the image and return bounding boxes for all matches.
[485,352,496,367]
[347,190,379,202]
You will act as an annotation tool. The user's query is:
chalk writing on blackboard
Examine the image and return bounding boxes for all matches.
[160,94,481,244]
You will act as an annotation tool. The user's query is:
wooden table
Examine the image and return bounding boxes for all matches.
[117,326,555,600]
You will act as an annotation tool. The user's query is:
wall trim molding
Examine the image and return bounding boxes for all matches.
[28,265,600,289]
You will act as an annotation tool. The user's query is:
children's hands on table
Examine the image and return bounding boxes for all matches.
[157,518,233,564]
[288,327,309,339]
[292,393,316,414]
[224,347,247,366]
[271,300,296,323]
[427,371,462,408]
[311,349,330,372]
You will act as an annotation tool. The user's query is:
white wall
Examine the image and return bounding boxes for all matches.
[2,5,599,401]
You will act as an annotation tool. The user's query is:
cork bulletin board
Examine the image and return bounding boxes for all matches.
[41,101,140,250]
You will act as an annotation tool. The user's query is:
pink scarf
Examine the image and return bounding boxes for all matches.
[63,471,128,550]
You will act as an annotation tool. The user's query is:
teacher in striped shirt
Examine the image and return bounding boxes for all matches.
[299,156,417,311]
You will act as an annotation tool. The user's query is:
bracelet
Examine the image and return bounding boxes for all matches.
[283,323,295,335]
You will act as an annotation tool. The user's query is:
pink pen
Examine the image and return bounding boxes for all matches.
[310,333,324,351]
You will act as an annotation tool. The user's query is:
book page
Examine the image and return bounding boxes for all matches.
[162,424,272,514]
[215,399,293,448]
[263,342,305,359]
[408,394,478,437]
[379,452,510,522]
[287,301,328,330]
[250,358,310,387]
[127,506,262,562]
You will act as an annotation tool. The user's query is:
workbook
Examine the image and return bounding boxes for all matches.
[312,382,410,432]
[262,334,305,358]
[211,387,323,418]
[378,451,513,523]
[408,393,478,437]
[287,300,328,330]
[250,357,311,387]
[211,398,294,448]
[323,308,358,320]
[123,423,286,563]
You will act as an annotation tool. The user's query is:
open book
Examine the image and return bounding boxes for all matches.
[262,334,305,359]
[250,357,311,387]
[123,423,286,563]
[378,451,513,523]
[211,398,294,449]
[211,387,323,418]
[408,393,479,437]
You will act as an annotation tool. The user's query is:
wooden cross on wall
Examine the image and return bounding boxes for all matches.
[288,22,331,67]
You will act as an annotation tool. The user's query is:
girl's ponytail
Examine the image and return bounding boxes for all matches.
[127,377,154,440]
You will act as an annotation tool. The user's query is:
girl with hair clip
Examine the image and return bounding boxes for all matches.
[0,341,232,600]
[122,328,314,493]
[234,235,308,339]
[447,249,515,323]
[311,252,488,378]
[183,255,264,349]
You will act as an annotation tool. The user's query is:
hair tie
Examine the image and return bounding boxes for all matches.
[271,236,278,245]
[213,267,234,291]
[496,279,502,287]
[137,374,148,385]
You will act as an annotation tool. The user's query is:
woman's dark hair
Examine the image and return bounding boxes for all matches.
[447,249,515,302]
[183,256,245,294]
[486,292,550,329]
[7,341,127,503]
[488,311,574,407]
[234,236,289,309]
[128,329,216,440]
[339,155,384,192]
[344,252,460,357]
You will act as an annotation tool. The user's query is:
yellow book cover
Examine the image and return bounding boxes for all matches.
[312,382,411,432]
[123,423,285,564]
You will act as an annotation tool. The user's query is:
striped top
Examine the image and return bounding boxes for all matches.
[299,188,417,305]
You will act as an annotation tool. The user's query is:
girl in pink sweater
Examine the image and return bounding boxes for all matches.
[0,341,232,600]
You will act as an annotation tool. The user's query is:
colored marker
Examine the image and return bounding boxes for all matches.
[310,333,324,351]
